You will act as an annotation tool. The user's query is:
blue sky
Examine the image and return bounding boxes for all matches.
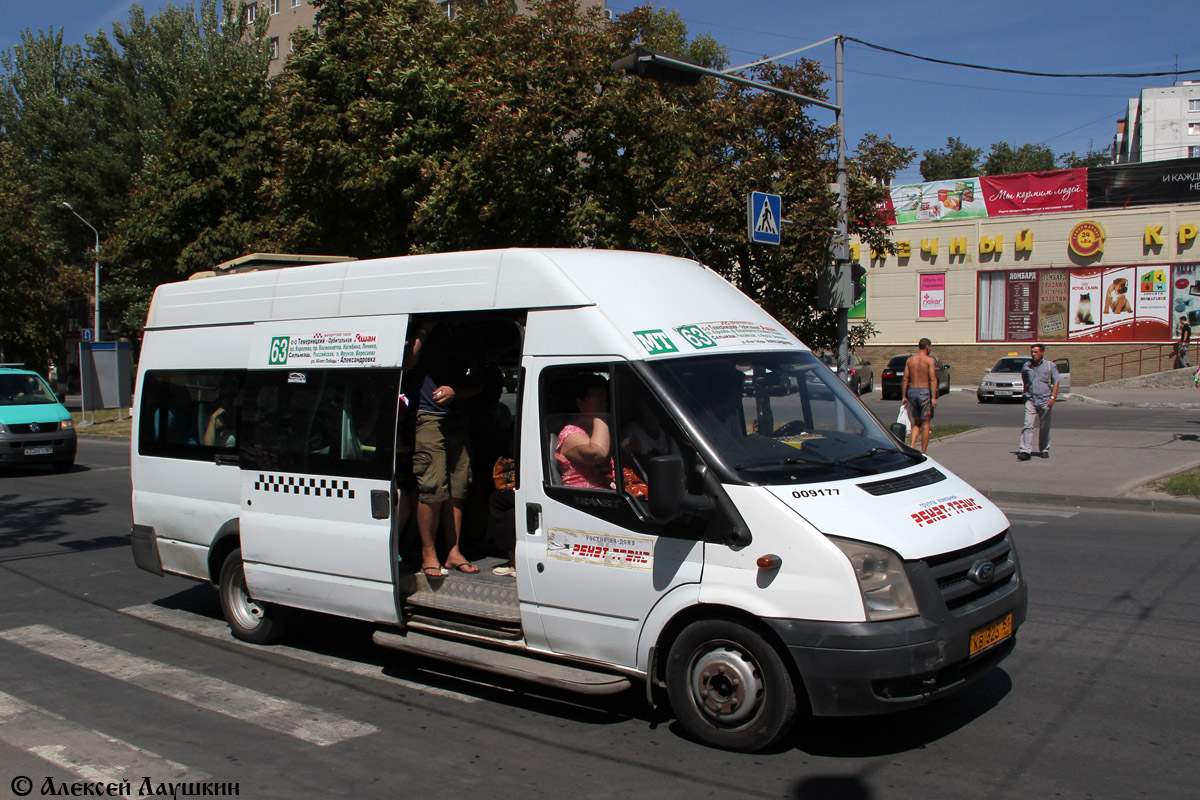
[5,1,1198,183]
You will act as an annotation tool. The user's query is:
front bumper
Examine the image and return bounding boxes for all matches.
[977,382,1022,400]
[767,532,1028,716]
[0,429,77,466]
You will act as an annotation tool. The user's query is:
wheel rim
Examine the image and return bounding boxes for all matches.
[224,566,265,631]
[687,641,765,728]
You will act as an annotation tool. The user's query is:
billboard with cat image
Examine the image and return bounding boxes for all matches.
[1068,266,1169,341]
[1068,270,1102,339]
[1172,264,1200,338]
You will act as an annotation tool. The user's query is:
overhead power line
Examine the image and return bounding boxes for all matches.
[843,36,1200,79]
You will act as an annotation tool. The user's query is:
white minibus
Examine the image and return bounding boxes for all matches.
[131,248,1026,752]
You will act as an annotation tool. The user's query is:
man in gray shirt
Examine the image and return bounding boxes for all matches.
[1018,343,1060,461]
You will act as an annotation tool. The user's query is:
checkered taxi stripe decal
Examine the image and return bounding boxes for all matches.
[253,474,356,499]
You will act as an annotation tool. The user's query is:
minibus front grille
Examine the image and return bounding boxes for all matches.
[856,467,945,496]
[921,531,1016,612]
[6,422,61,434]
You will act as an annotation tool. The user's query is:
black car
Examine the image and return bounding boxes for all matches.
[880,354,951,401]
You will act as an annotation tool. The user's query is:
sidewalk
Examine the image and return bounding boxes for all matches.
[1066,386,1200,409]
[929,422,1200,515]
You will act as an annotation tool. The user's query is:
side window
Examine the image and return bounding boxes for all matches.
[138,370,244,460]
[541,365,615,491]
[540,363,697,511]
[242,368,400,480]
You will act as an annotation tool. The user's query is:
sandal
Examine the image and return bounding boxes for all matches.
[492,566,516,577]
[422,566,448,578]
[443,561,480,574]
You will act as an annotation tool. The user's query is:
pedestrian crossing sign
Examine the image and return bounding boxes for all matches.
[747,191,781,245]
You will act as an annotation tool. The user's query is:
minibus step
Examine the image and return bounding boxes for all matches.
[373,630,633,695]
[404,611,523,641]
[403,567,521,625]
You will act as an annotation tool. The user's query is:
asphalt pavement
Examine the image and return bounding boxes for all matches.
[928,385,1200,514]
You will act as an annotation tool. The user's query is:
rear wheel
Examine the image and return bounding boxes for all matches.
[666,619,797,752]
[219,548,290,644]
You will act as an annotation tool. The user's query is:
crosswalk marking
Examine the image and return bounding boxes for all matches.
[120,604,479,704]
[999,506,1079,517]
[0,691,204,784]
[0,625,377,747]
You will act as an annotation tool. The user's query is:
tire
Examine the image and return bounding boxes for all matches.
[866,376,874,393]
[665,619,797,752]
[219,548,290,644]
[52,459,73,474]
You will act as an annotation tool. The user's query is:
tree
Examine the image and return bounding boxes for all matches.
[0,142,88,369]
[982,141,1056,175]
[1059,147,1111,168]
[919,137,982,181]
[101,1,272,330]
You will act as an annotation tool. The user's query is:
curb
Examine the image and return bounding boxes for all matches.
[981,488,1200,515]
[1067,393,1200,409]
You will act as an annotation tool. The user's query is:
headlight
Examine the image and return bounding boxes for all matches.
[981,380,994,388]
[60,418,75,430]
[830,537,919,621]
[0,422,7,433]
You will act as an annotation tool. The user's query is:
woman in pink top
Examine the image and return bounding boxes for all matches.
[555,374,615,490]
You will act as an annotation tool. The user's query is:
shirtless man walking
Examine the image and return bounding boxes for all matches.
[901,338,938,454]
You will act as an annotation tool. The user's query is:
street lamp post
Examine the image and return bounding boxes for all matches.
[60,202,101,343]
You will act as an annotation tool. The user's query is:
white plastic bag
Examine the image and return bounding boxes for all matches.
[895,403,912,437]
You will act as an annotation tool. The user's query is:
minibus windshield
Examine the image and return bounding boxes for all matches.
[648,351,919,484]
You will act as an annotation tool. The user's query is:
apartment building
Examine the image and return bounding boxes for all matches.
[1114,82,1200,164]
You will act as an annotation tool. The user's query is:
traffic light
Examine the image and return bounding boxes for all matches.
[611,47,704,87]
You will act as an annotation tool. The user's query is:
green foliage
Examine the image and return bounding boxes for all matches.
[919,136,982,181]
[1059,147,1111,169]
[0,142,86,368]
[982,141,1056,175]
[1,0,907,360]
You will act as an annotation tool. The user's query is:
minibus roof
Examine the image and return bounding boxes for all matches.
[145,248,804,360]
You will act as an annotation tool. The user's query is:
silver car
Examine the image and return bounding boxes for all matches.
[977,356,1071,402]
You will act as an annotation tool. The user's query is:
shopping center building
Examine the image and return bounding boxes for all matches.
[848,159,1200,387]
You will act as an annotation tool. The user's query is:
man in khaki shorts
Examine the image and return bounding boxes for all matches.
[901,338,938,454]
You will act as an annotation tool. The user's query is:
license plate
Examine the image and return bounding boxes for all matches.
[24,446,53,456]
[995,390,1011,396]
[970,613,1013,656]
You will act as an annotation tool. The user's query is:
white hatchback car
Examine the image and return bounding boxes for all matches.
[977,356,1071,402]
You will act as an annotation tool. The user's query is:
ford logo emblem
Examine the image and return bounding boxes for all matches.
[29,422,40,433]
[970,560,996,584]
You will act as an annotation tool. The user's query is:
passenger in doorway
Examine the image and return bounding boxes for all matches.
[901,338,938,454]
[487,456,517,577]
[412,322,484,578]
[555,373,615,490]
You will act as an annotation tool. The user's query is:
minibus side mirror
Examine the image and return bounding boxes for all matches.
[647,454,710,522]
[889,422,908,442]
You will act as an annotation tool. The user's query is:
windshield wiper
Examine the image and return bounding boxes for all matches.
[735,453,834,469]
[830,447,906,470]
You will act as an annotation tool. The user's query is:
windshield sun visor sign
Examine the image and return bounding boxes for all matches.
[634,321,793,354]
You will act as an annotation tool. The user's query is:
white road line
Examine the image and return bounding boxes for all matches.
[998,507,1079,517]
[0,690,204,784]
[0,625,378,747]
[120,604,479,704]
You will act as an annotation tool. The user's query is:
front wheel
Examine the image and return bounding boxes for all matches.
[219,548,291,644]
[665,619,797,752]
